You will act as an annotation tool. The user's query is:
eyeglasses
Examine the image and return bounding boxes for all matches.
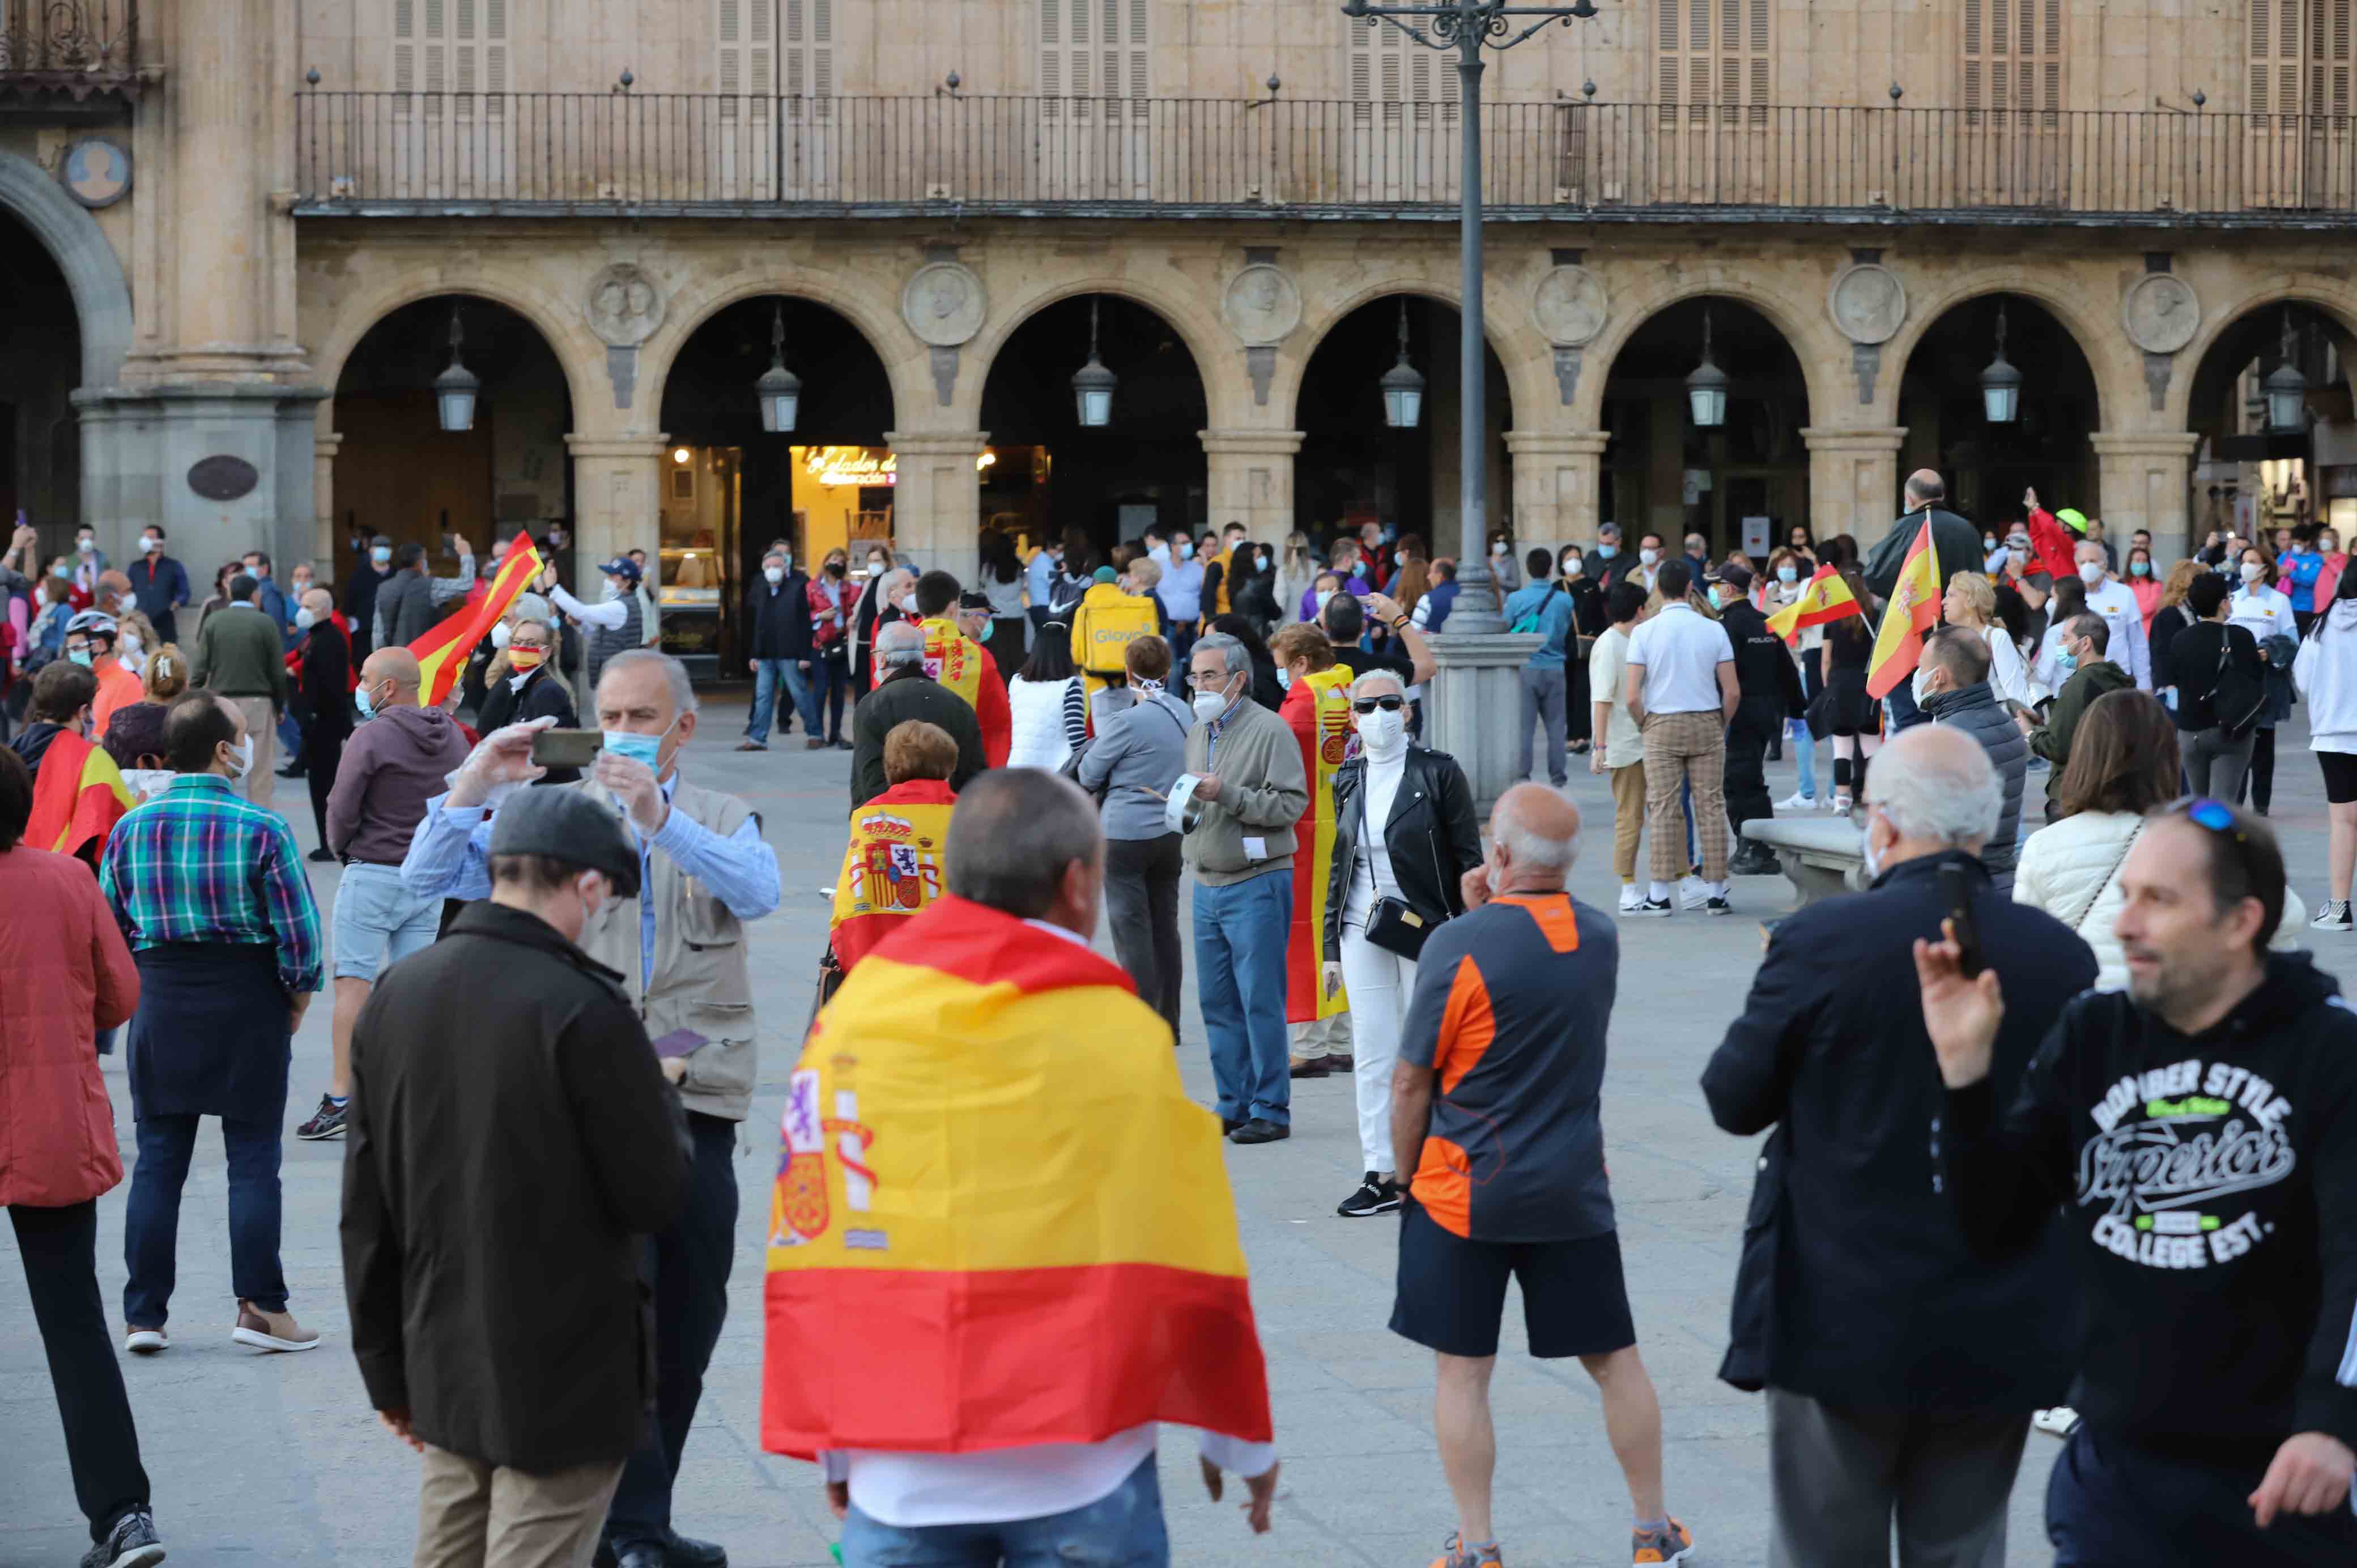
[1352,695,1406,713]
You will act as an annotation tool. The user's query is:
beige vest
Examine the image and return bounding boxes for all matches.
[571,774,759,1122]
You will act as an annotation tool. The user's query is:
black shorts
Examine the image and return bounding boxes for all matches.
[1389,1200,1635,1360]
[2320,750,2357,804]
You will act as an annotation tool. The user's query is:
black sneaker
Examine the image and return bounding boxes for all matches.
[1228,1118,1290,1144]
[1287,1059,1329,1079]
[1705,896,1733,917]
[1220,1116,1246,1137]
[1337,1173,1402,1217]
[1630,897,1674,917]
[81,1509,165,1568]
[294,1094,346,1141]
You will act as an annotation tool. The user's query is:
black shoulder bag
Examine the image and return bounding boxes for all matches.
[1357,768,1437,959]
[2211,627,2266,738]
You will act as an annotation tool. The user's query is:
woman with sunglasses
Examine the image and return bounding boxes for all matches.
[1320,669,1483,1220]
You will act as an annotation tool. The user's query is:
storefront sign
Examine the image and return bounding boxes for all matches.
[805,446,897,487]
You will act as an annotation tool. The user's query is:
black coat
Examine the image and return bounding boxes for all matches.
[478,664,582,786]
[1701,851,2095,1412]
[1322,745,1484,960]
[744,572,815,661]
[1720,599,1806,717]
[341,901,689,1471]
[850,669,986,809]
[1863,506,1982,602]
[297,620,353,740]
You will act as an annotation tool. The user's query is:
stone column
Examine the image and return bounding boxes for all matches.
[2090,432,2203,554]
[886,431,990,585]
[312,433,342,573]
[1199,429,1304,540]
[1504,431,1609,561]
[1802,427,1908,549]
[566,436,669,596]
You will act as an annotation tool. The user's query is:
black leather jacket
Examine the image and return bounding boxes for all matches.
[1323,745,1485,961]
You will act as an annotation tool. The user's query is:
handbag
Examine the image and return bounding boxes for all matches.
[2211,628,2266,738]
[2061,821,2143,934]
[1354,773,1438,959]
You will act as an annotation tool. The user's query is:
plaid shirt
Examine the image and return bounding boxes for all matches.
[100,773,324,995]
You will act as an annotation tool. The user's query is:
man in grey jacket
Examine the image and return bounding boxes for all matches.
[1917,628,2028,893]
[1079,634,1194,1036]
[1184,632,1310,1145]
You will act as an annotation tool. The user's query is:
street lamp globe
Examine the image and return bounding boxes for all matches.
[2266,312,2309,433]
[1979,301,2023,424]
[756,305,801,433]
[1380,299,1424,429]
[433,304,479,433]
[1686,308,1729,428]
[1072,298,1117,428]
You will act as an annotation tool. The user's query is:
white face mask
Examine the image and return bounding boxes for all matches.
[224,734,256,781]
[76,539,94,555]
[2242,562,2267,585]
[1911,667,1938,707]
[1490,543,1508,557]
[764,566,785,585]
[898,592,918,614]
[141,535,160,553]
[1640,547,1660,566]
[1192,680,1235,722]
[1355,707,1407,757]
[603,579,626,600]
[491,620,513,650]
[1861,808,1888,880]
[2077,561,2105,586]
[295,607,316,630]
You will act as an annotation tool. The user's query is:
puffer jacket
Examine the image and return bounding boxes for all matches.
[2015,809,2309,988]
[1922,680,2026,890]
[0,845,140,1206]
[2293,598,2357,751]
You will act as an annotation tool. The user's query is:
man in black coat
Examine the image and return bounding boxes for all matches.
[1865,470,1984,734]
[739,546,816,751]
[1701,723,2096,1568]
[1712,563,1805,875]
[849,620,985,808]
[342,786,688,1568]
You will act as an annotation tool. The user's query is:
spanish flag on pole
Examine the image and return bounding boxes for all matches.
[1764,564,1863,644]
[761,896,1273,1459]
[407,538,544,707]
[24,730,134,862]
[1866,513,1942,699]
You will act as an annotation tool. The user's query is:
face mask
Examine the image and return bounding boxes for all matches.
[868,558,887,574]
[1177,541,1194,561]
[549,530,568,548]
[507,647,544,671]
[67,647,93,667]
[2241,563,2266,585]
[372,546,392,565]
[601,721,673,770]
[141,536,160,553]
[224,735,255,780]
[2078,561,2105,586]
[116,595,135,616]
[1640,548,1660,566]
[1193,683,1234,723]
[248,565,268,580]
[489,620,515,651]
[1275,665,1293,690]
[2130,560,2151,577]
[2326,542,2342,555]
[1707,586,1725,610]
[76,540,93,555]
[1862,811,1887,881]
[1911,667,1937,706]
[2056,649,2080,676]
[1776,565,1798,585]
[603,580,624,600]
[1597,543,1618,560]
[764,566,785,585]
[1490,543,1508,557]
[50,565,69,580]
[827,560,846,578]
[355,683,381,719]
[1984,537,1998,551]
[295,607,316,630]
[1561,557,1581,578]
[897,593,918,615]
[777,555,792,573]
[1356,708,1407,757]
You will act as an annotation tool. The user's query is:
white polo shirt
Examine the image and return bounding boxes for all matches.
[1624,601,1734,715]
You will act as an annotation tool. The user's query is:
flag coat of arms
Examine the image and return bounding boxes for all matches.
[407,540,543,707]
[827,780,955,972]
[1866,515,1942,699]
[1764,565,1863,644]
[761,896,1274,1459]
[1283,666,1354,1022]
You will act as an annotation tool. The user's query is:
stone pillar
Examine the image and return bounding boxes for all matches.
[2090,432,2203,554]
[312,433,342,573]
[1504,431,1609,561]
[566,436,669,596]
[1199,429,1304,540]
[886,431,990,585]
[75,384,329,576]
[1426,631,1547,818]
[1802,427,1908,549]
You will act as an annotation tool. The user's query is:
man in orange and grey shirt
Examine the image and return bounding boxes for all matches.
[1389,783,1696,1568]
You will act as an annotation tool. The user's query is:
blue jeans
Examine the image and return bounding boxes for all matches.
[842,1454,1168,1568]
[1193,871,1293,1126]
[1788,718,1819,800]
[746,658,817,745]
[122,1113,286,1328]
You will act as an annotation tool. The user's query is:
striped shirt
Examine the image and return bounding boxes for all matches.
[100,773,325,996]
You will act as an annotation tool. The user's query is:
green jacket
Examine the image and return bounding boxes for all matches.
[2030,659,2135,808]
[192,603,291,711]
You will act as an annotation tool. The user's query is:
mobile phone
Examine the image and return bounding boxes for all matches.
[530,727,605,769]
[1939,861,1984,978]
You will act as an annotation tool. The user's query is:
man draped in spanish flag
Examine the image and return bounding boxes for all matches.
[827,719,958,978]
[884,570,1011,766]
[765,770,1279,1562]
[1866,512,1942,700]
[10,660,135,866]
[1273,625,1354,1077]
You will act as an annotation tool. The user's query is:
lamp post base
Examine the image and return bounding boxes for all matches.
[1424,630,1546,816]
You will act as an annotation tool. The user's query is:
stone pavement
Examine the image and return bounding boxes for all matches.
[3,697,2350,1568]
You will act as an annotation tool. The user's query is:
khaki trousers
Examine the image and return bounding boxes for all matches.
[1289,1011,1352,1066]
[1641,709,1729,884]
[1608,759,1648,883]
[412,1446,624,1568]
[228,696,277,808]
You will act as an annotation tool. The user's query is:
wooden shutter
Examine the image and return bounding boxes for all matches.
[1965,0,2061,125]
[2250,0,2300,122]
[786,0,832,117]
[2316,0,2353,121]
[1350,9,1456,121]
[394,0,415,94]
[1658,0,1769,124]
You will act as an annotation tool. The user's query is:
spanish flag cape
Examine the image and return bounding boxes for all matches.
[1283,668,1354,1022]
[1866,513,1942,699]
[407,539,543,707]
[761,896,1274,1460]
[1764,564,1864,646]
[24,728,135,862]
[909,617,985,709]
[827,779,956,973]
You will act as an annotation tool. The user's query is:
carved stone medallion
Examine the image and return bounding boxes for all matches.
[2122,273,2201,356]
[188,455,259,502]
[1531,265,1608,347]
[1827,262,1907,346]
[585,263,665,347]
[901,262,988,348]
[1222,264,1303,346]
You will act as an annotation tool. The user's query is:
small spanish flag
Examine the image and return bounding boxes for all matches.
[761,896,1273,1459]
[408,539,544,707]
[24,729,135,862]
[1866,513,1943,699]
[1764,564,1863,644]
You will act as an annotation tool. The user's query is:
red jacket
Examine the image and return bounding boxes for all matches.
[0,846,139,1206]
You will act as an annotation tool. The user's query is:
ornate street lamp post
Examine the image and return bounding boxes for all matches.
[756,304,801,433]
[433,304,479,433]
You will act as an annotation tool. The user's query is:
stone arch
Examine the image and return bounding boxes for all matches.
[0,151,134,389]
[1877,269,2129,431]
[1279,277,1554,433]
[310,269,602,432]
[1572,269,1840,432]
[2163,272,2357,430]
[958,271,1239,429]
[637,269,917,432]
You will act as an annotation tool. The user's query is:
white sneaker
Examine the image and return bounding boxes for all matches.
[124,1327,168,1354]
[2311,900,2353,932]
[1678,875,1711,910]
[1776,790,1819,811]
[1618,884,1645,912]
[2033,1406,2081,1438]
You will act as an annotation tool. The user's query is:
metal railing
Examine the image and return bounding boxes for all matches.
[0,0,138,87]
[291,93,2357,224]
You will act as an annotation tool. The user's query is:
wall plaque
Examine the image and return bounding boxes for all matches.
[187,455,259,502]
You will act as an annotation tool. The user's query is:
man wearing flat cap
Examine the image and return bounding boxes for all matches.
[344,785,692,1568]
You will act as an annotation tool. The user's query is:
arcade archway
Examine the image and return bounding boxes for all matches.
[1896,293,2100,531]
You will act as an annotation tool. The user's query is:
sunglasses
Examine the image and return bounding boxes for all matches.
[1352,695,1406,713]
[2180,796,2241,836]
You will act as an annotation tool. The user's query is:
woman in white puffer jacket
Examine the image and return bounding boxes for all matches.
[2016,686,2305,986]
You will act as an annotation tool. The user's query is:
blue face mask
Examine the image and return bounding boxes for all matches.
[2055,650,2079,676]
[371,546,392,566]
[1596,543,1619,561]
[356,684,378,720]
[67,648,93,668]
[601,722,673,770]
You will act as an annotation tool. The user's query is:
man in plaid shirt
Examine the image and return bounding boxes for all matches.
[101,692,326,1356]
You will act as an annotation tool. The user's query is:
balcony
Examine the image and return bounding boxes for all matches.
[0,0,141,102]
[292,92,2357,229]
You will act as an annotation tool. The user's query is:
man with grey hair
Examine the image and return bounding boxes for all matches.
[741,545,817,751]
[401,646,780,1568]
[1703,724,2095,1568]
[1184,631,1309,1144]
[848,619,985,808]
[2073,536,2152,689]
[1390,784,1695,1568]
[1916,625,2027,892]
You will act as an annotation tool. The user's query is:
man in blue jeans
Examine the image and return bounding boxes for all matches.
[740,547,818,750]
[1182,634,1309,1145]
[1503,548,1577,788]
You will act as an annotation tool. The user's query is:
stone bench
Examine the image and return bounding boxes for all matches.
[1739,816,1867,907]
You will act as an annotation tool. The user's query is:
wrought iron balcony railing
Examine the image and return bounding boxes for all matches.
[0,0,139,98]
[292,92,2357,227]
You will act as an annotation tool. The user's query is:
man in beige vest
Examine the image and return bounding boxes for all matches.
[399,649,779,1568]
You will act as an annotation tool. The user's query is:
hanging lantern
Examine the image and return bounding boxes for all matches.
[1380,297,1426,429]
[756,304,802,433]
[2265,310,2309,433]
[1071,298,1117,428]
[1980,301,2023,425]
[1685,306,1729,428]
[433,304,480,433]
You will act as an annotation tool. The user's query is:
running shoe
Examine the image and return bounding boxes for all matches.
[1427,1532,1502,1568]
[1632,1518,1694,1565]
[1629,897,1674,918]
[1775,790,1820,811]
[1618,884,1646,913]
[1336,1173,1402,1218]
[1705,896,1732,917]
[294,1094,346,1141]
[2033,1406,2081,1438]
[1678,875,1711,910]
[79,1509,165,1568]
[2311,900,2352,932]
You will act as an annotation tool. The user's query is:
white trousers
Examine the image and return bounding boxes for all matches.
[1339,923,1418,1173]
